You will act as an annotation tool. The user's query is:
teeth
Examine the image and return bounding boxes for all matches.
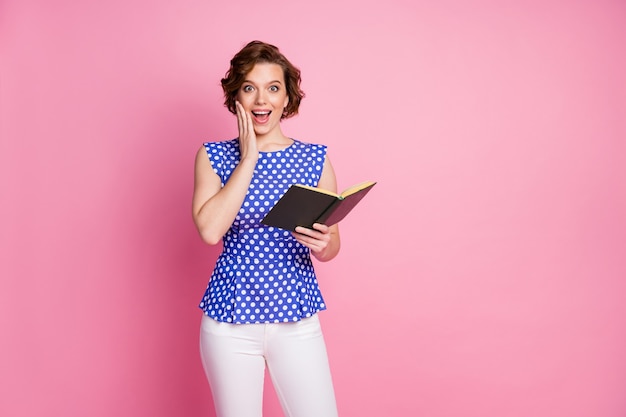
[252,111,270,116]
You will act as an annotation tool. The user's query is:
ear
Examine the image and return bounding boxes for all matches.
[283,95,289,109]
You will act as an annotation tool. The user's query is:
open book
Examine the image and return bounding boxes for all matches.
[261,181,376,231]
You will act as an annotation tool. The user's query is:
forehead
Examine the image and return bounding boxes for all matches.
[244,62,285,83]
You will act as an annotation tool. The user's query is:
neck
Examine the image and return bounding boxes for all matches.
[255,130,292,152]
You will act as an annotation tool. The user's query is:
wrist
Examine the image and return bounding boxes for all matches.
[239,154,259,165]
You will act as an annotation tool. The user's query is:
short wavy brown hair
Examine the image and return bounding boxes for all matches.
[221,41,305,120]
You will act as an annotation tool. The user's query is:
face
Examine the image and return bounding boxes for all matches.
[236,62,289,138]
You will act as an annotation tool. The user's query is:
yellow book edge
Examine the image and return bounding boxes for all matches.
[294,181,376,199]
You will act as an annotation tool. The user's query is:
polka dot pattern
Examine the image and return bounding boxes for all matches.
[199,139,328,324]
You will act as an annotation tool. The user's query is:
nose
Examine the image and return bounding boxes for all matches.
[254,90,267,105]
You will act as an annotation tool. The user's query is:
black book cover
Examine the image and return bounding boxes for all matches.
[261,181,376,231]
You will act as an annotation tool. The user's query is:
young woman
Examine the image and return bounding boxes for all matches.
[192,40,340,417]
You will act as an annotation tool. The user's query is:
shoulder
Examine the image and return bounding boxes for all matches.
[203,138,239,154]
[196,139,239,171]
[291,139,327,154]
[292,138,326,148]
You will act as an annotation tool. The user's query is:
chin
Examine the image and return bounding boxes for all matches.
[253,126,272,136]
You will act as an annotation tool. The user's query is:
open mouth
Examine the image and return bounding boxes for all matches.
[251,110,271,123]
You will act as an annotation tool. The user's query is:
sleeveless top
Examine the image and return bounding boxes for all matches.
[199,138,329,324]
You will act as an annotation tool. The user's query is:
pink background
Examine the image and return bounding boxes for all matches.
[1,1,625,416]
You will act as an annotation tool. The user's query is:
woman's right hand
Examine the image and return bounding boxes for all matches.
[236,100,258,161]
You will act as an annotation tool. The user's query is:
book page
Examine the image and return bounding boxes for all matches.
[293,184,340,198]
[340,181,376,198]
[295,181,376,199]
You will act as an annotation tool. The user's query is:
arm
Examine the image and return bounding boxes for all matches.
[192,101,258,245]
[291,155,341,262]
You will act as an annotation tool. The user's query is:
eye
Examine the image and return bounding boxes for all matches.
[269,85,279,92]
[242,85,254,92]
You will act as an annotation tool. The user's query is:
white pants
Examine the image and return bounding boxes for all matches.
[199,314,338,417]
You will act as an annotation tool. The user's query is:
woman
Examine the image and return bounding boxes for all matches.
[192,40,340,417]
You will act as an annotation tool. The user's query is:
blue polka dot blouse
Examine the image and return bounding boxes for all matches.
[199,138,329,324]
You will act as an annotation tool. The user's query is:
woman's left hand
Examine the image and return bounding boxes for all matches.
[292,223,332,255]
[291,155,341,262]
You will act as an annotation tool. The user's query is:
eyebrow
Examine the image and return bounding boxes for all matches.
[242,79,284,85]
